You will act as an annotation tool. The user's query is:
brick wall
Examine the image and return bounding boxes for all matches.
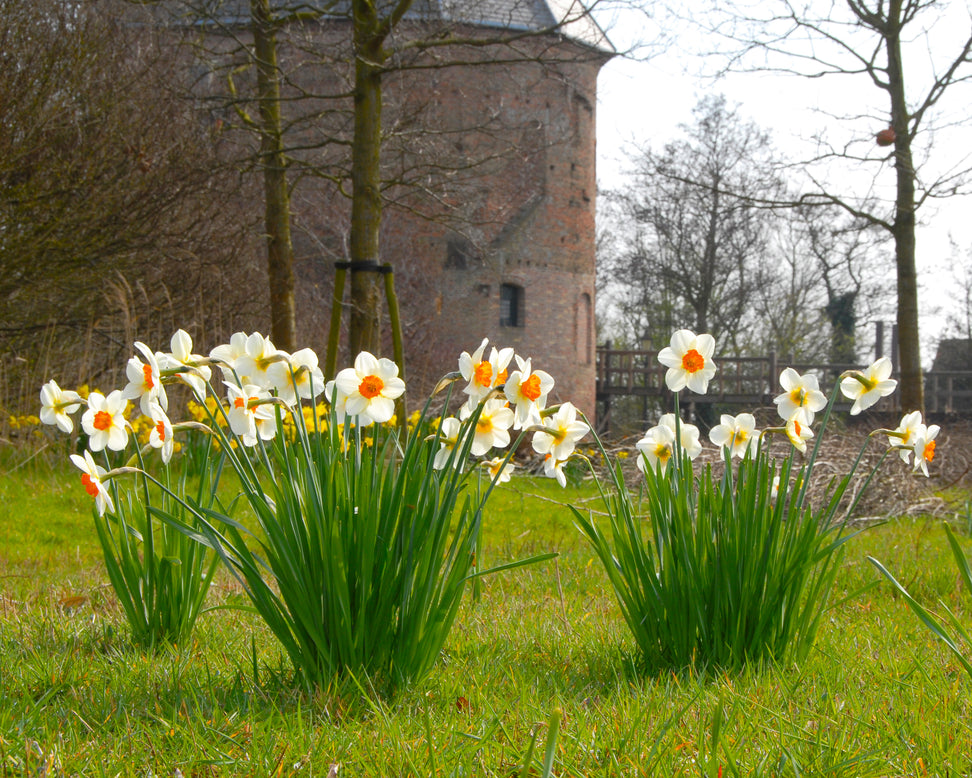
[182,18,609,417]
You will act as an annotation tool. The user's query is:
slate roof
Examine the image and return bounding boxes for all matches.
[152,0,613,53]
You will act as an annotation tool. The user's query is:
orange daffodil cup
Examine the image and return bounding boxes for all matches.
[458,337,514,412]
[81,390,131,454]
[333,351,405,425]
[657,329,717,394]
[69,450,114,517]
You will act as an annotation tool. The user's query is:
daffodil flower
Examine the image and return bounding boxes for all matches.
[324,379,363,428]
[458,338,514,408]
[709,412,758,459]
[484,456,515,484]
[39,379,83,433]
[504,355,554,430]
[543,453,568,487]
[81,390,130,452]
[334,351,406,425]
[912,424,940,477]
[774,368,826,426]
[268,348,326,405]
[464,398,514,456]
[635,423,676,474]
[210,332,250,383]
[69,450,114,516]
[122,342,168,417]
[160,329,212,397]
[531,402,590,462]
[225,383,277,446]
[657,330,717,394]
[235,332,287,390]
[147,403,175,464]
[887,410,925,464]
[657,413,702,459]
[433,417,463,470]
[840,357,897,415]
[785,416,813,454]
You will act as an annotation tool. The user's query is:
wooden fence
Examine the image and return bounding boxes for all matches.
[925,371,972,414]
[596,348,972,414]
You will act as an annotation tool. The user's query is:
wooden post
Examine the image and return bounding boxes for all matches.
[602,340,611,390]
[325,262,348,380]
[383,263,406,432]
[926,372,937,414]
[767,351,777,400]
[875,321,885,359]
[599,341,610,436]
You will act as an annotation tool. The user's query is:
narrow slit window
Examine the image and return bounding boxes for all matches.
[500,283,522,327]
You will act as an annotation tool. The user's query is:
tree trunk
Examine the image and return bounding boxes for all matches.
[886,7,923,412]
[252,0,297,352]
[697,181,718,336]
[348,9,385,356]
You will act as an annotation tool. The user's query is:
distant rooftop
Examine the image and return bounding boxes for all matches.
[150,0,614,53]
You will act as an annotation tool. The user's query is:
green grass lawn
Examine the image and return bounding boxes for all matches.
[1,456,971,776]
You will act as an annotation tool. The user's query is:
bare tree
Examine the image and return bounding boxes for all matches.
[751,212,832,362]
[600,96,892,369]
[0,0,250,406]
[689,0,972,412]
[942,240,972,341]
[601,95,784,352]
[251,0,298,351]
[808,207,892,362]
[754,204,892,362]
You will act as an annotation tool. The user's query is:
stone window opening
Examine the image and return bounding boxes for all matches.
[575,292,592,364]
[500,283,523,328]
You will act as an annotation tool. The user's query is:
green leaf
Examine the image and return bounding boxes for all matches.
[868,555,972,681]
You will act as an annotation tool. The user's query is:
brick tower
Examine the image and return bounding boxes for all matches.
[152,0,613,415]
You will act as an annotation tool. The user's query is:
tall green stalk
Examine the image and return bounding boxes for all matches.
[96,455,219,650]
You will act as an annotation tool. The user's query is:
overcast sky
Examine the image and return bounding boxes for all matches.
[591,1,972,357]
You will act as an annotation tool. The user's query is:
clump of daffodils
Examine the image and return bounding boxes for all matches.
[39,329,595,681]
[583,328,942,672]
